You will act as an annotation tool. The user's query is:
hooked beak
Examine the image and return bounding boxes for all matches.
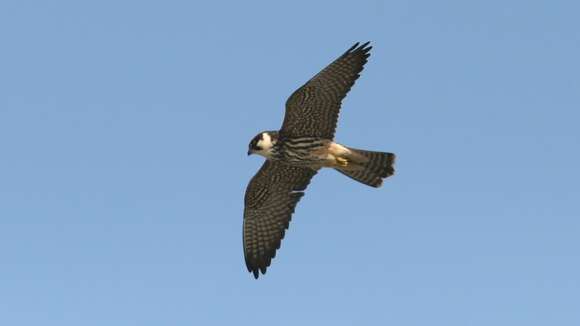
[247,150,252,156]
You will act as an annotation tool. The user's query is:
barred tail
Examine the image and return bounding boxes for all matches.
[335,148,395,188]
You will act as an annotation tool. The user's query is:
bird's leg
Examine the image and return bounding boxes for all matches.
[335,157,349,168]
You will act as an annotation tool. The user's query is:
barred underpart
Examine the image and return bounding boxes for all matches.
[242,42,397,279]
[271,136,329,167]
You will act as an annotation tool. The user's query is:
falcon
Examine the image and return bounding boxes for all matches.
[244,42,396,278]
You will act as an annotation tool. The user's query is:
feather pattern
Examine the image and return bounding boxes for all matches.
[243,160,317,278]
[281,42,372,139]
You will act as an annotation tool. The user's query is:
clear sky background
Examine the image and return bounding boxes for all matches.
[1,1,579,325]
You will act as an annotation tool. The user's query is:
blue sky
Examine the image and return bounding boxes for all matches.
[1,1,579,325]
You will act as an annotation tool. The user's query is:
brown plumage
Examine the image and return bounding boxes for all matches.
[243,42,395,279]
[281,42,372,139]
[243,161,316,278]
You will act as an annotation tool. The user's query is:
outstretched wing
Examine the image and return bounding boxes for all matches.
[243,160,317,278]
[281,42,372,139]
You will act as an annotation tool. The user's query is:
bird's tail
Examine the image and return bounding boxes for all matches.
[335,147,395,188]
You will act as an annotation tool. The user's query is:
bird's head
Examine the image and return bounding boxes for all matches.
[248,131,278,158]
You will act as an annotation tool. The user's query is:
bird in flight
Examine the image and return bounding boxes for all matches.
[244,42,396,278]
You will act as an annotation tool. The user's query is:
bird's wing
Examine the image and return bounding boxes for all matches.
[243,160,317,278]
[280,42,372,139]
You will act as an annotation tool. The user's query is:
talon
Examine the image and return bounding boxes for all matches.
[336,157,349,167]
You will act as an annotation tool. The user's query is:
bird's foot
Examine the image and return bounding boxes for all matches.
[336,157,349,168]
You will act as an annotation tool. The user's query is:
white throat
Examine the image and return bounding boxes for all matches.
[256,132,275,158]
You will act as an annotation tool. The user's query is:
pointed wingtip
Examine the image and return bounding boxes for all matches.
[361,41,372,53]
[346,42,360,53]
[347,41,372,55]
